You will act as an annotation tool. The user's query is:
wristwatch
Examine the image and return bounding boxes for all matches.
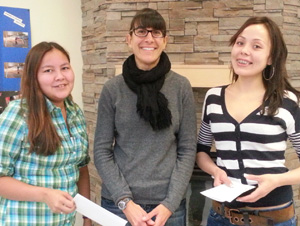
[117,198,131,210]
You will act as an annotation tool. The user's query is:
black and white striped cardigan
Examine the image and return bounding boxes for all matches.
[197,85,300,207]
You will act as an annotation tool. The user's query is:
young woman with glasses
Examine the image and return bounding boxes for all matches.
[93,8,197,226]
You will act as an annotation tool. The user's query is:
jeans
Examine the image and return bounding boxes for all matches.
[101,197,186,226]
[207,203,296,226]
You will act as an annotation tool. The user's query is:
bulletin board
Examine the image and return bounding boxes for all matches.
[0,6,31,112]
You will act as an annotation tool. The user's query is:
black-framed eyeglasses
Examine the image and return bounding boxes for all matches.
[131,28,165,38]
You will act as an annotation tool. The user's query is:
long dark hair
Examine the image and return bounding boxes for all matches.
[21,42,71,155]
[229,17,300,116]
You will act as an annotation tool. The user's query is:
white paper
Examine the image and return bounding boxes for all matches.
[200,181,255,202]
[74,194,128,226]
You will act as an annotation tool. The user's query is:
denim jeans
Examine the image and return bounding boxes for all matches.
[207,203,296,226]
[101,197,186,226]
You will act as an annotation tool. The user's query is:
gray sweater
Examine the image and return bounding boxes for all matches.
[93,70,197,213]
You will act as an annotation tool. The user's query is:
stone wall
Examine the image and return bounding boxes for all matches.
[81,0,300,224]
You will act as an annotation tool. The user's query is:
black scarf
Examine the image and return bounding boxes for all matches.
[122,51,172,130]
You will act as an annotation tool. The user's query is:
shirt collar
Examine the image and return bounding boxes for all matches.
[45,96,77,118]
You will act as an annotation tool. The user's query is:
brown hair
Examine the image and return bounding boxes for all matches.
[229,16,300,116]
[129,8,167,37]
[21,42,70,155]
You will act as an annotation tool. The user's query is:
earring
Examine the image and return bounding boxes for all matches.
[263,66,275,80]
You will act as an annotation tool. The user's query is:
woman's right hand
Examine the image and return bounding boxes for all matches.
[42,188,76,214]
[123,200,155,226]
[212,168,232,187]
[196,152,232,187]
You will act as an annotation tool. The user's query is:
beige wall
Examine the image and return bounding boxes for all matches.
[0,0,84,109]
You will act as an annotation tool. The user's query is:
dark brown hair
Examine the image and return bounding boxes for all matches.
[129,8,167,37]
[21,42,70,155]
[229,17,300,116]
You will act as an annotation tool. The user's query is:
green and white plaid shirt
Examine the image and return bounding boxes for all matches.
[0,97,90,226]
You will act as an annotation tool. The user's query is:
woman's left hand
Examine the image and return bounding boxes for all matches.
[142,204,172,226]
[236,173,278,203]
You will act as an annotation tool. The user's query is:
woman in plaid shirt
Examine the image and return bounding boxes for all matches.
[0,42,91,226]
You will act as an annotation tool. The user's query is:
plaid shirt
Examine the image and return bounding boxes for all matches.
[0,98,90,226]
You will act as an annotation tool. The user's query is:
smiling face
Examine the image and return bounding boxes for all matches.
[126,27,167,70]
[37,48,74,108]
[231,24,272,79]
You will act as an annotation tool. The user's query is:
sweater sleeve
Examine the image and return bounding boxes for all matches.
[161,78,197,213]
[93,83,133,204]
[197,89,214,154]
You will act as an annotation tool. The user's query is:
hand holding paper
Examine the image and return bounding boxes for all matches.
[200,181,255,202]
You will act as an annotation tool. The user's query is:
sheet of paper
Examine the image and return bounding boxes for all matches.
[200,181,255,202]
[74,194,128,226]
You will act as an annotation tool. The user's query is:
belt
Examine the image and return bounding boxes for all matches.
[212,200,294,226]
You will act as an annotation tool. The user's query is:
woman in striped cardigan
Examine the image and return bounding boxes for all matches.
[197,17,299,226]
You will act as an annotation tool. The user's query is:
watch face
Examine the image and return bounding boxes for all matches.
[118,198,130,210]
[118,201,126,210]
